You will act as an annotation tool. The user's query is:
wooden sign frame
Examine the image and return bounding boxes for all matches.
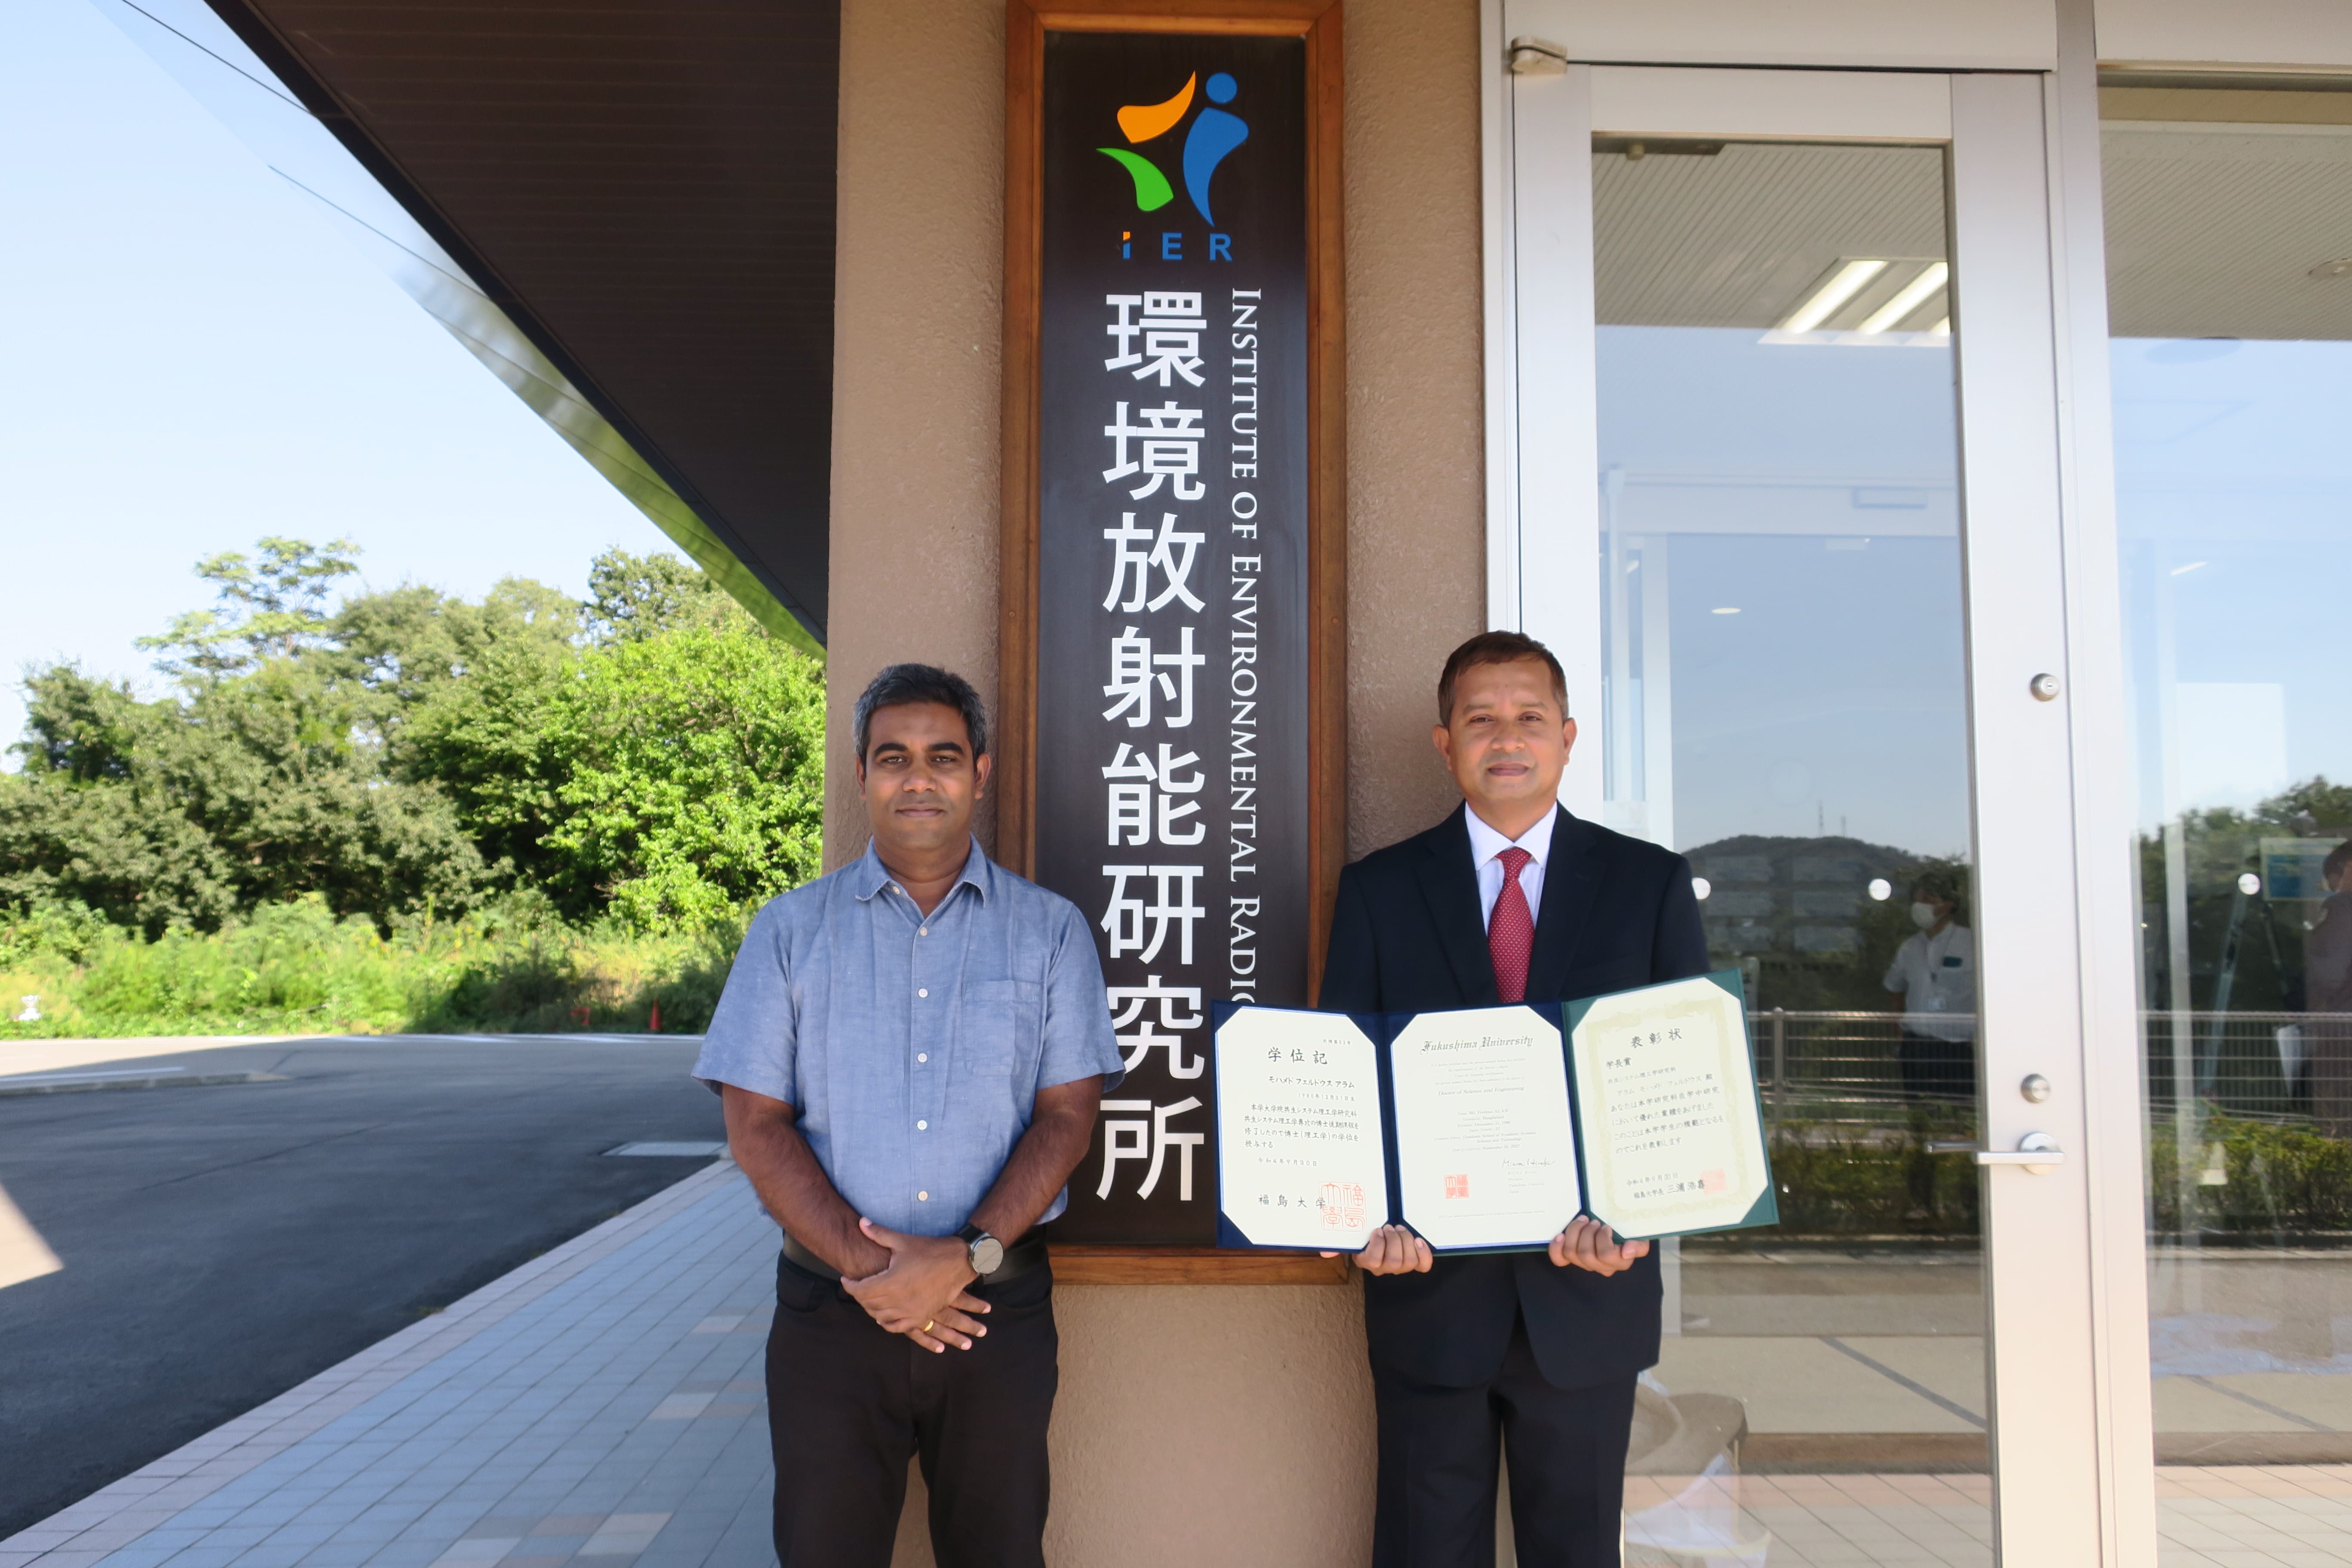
[998,0,1348,1284]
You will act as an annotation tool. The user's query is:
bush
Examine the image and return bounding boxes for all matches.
[0,894,748,1040]
[1752,1106,1982,1238]
[2148,1112,2352,1237]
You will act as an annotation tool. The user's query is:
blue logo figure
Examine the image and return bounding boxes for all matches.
[1182,72,1249,227]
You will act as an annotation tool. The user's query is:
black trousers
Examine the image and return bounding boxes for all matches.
[1897,1028,1977,1103]
[1372,1316,1638,1568]
[765,1253,1058,1568]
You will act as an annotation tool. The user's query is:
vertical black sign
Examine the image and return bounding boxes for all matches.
[1036,31,1311,1244]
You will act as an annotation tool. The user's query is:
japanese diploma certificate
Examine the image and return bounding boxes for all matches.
[1211,1007,1391,1250]
[1210,972,1776,1253]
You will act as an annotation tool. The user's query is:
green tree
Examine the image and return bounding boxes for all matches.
[584,547,734,643]
[4,539,822,941]
[3,657,481,937]
[137,536,360,682]
[398,619,580,897]
[539,621,824,931]
[0,772,238,935]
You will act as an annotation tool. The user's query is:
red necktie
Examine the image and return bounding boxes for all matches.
[1489,846,1535,1004]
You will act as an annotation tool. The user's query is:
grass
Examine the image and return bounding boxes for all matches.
[0,895,739,1039]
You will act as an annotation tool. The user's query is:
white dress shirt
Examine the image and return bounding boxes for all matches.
[1882,922,1977,1043]
[1465,802,1558,932]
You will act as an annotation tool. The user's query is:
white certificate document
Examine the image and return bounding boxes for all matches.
[1214,1008,1389,1250]
[1388,1005,1581,1250]
[1569,975,1770,1238]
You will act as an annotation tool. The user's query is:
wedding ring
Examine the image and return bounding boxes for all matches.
[922,1320,935,1334]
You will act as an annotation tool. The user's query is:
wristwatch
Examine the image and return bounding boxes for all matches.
[958,1222,1005,1276]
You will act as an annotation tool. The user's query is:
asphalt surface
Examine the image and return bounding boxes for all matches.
[0,1035,727,1540]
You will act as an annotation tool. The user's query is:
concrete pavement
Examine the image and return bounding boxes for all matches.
[0,1035,721,1537]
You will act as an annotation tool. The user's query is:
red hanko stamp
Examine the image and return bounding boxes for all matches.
[1700,1169,1727,1194]
[1321,1182,1369,1228]
[1444,1174,1471,1200]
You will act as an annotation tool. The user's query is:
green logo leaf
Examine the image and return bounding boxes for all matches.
[1096,147,1175,212]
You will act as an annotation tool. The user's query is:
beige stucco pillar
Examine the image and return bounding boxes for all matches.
[828,0,1485,1560]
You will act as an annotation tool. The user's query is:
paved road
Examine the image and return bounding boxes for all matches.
[0,1035,726,1538]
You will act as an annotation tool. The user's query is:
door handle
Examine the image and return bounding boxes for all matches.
[1927,1132,2064,1173]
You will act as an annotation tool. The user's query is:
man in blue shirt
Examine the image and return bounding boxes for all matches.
[693,664,1121,1568]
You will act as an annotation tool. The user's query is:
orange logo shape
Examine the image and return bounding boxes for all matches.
[1118,73,1196,144]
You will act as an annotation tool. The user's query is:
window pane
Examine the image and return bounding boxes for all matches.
[1593,136,1991,1565]
[2104,79,2352,1559]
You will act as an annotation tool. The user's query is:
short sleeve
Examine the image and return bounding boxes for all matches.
[1882,938,1907,993]
[1038,900,1125,1092]
[692,899,801,1104]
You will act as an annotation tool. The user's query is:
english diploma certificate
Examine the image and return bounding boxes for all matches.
[1387,1007,1581,1250]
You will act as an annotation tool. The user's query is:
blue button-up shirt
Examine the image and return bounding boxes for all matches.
[693,838,1123,1235]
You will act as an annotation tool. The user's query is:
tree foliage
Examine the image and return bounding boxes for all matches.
[2,539,824,940]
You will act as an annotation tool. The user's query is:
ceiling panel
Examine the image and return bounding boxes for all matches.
[203,0,841,640]
[2103,122,2352,341]
[1592,142,1948,329]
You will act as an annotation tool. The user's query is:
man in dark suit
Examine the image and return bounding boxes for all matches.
[1319,630,1709,1568]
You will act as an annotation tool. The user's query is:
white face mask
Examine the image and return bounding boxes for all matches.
[1911,901,1940,931]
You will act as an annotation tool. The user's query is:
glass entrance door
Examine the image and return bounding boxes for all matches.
[1498,62,2107,1566]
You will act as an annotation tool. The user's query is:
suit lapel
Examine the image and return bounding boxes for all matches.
[1528,806,1603,1003]
[1415,806,1499,1006]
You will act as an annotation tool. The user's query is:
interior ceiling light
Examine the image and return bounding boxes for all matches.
[1858,262,1950,334]
[1711,606,1741,615]
[1780,259,1888,333]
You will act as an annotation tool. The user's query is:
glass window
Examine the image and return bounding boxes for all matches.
[2104,76,2352,1556]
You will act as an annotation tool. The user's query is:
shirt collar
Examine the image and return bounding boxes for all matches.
[853,837,995,905]
[1464,800,1559,869]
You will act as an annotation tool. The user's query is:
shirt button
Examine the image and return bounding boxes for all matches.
[918,988,929,998]
[918,1053,929,1063]
[917,1120,929,1131]
[918,1191,930,1202]
[919,927,929,937]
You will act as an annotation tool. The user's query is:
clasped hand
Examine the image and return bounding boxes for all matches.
[1326,1217,1650,1276]
[840,1217,991,1354]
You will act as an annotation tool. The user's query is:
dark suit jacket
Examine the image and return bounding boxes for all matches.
[1318,802,1709,1390]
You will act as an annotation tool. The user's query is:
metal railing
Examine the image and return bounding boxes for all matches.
[1744,1009,1964,1108]
[1743,1008,2352,1122]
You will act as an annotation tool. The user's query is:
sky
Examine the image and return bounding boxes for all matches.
[0,0,674,758]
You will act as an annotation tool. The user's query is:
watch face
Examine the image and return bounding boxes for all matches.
[971,1234,1006,1274]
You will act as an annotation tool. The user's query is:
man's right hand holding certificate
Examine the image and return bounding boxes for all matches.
[1315,631,1708,1568]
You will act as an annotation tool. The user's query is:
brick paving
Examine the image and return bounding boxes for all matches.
[0,1164,774,1568]
[9,1158,2352,1568]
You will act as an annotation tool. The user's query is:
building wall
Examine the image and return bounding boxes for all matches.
[827,1,1485,1562]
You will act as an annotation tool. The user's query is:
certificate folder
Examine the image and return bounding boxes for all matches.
[1210,971,1777,1255]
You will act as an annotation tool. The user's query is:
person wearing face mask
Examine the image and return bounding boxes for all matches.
[1883,870,1978,1105]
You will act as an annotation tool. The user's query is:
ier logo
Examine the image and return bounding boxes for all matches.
[1098,70,1250,261]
